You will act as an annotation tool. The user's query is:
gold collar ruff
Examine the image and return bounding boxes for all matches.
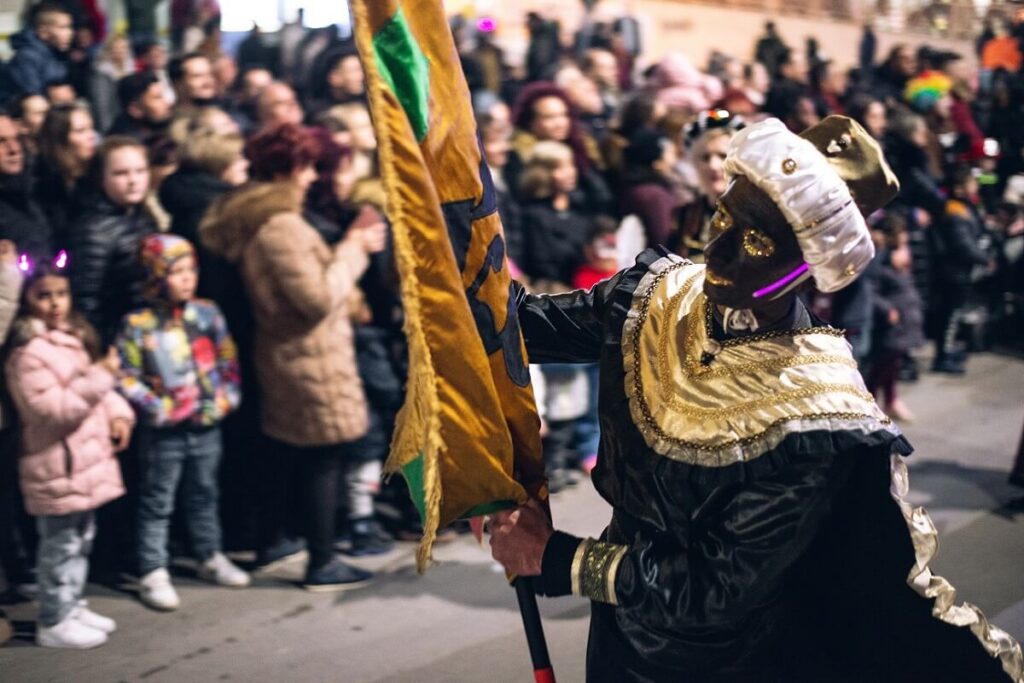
[621,255,896,466]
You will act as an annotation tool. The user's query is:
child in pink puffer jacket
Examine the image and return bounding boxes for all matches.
[4,255,134,650]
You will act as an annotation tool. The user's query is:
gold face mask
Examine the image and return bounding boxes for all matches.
[742,228,776,258]
[710,205,733,236]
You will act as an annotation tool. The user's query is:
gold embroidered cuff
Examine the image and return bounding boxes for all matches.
[570,538,591,597]
[570,538,628,606]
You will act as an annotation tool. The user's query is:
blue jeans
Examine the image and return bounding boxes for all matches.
[36,511,95,626]
[137,426,223,575]
[575,363,601,458]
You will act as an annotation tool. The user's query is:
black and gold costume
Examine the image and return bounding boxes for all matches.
[518,248,1022,683]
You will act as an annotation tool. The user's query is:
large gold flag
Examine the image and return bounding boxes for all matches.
[351,0,547,570]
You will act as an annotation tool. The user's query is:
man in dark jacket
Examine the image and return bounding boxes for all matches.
[0,114,51,256]
[0,2,73,101]
[525,13,560,82]
[872,44,916,106]
[107,72,172,138]
[168,53,219,110]
[754,21,789,77]
[930,167,992,373]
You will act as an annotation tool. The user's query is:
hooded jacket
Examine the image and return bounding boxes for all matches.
[116,234,241,429]
[0,29,69,100]
[200,182,370,447]
[5,319,134,516]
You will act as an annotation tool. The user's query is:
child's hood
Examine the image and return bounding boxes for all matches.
[140,233,195,304]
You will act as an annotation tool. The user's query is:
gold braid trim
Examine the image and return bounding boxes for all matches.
[889,455,1024,682]
[622,256,897,465]
[352,0,444,573]
[571,538,628,606]
[570,538,591,597]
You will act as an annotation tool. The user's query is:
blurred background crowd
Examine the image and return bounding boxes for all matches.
[0,0,1023,649]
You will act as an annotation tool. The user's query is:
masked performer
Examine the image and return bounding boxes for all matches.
[490,116,1023,683]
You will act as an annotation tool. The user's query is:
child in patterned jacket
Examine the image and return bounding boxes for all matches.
[116,234,246,612]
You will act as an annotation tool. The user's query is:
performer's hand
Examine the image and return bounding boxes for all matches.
[489,499,553,577]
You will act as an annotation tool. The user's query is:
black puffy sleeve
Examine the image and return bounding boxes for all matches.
[539,447,855,627]
[613,449,855,626]
[515,247,667,365]
[69,215,114,332]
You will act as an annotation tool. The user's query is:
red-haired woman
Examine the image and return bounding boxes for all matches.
[505,82,613,216]
[305,128,400,556]
[200,123,386,590]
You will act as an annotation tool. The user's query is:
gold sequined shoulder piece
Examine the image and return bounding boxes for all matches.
[621,256,897,467]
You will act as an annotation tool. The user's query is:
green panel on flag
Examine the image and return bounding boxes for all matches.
[372,7,431,142]
[400,455,428,521]
[460,500,517,520]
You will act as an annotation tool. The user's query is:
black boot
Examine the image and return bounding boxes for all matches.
[302,557,373,592]
[343,518,394,557]
[931,354,966,374]
[898,353,919,382]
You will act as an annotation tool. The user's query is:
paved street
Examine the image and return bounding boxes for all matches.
[2,352,1023,683]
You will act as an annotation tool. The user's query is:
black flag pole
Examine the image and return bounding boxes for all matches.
[514,577,556,683]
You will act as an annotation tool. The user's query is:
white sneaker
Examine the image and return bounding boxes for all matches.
[72,600,116,634]
[198,552,250,588]
[37,613,107,649]
[139,568,180,611]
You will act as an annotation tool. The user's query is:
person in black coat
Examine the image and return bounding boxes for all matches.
[868,227,926,421]
[69,137,156,345]
[831,256,880,367]
[884,112,945,217]
[0,113,51,256]
[161,129,247,272]
[34,102,98,247]
[106,71,172,139]
[872,44,916,106]
[0,3,72,102]
[304,46,367,121]
[883,109,946,321]
[517,140,595,287]
[929,166,993,373]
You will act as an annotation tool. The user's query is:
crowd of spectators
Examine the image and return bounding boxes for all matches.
[0,0,1022,650]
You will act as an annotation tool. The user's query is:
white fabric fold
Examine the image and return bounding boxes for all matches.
[723,118,875,293]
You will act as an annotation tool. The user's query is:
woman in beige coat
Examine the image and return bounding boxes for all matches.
[200,123,386,591]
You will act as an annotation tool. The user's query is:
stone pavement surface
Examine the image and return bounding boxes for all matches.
[1,352,1023,683]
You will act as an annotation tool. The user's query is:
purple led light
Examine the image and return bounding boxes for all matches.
[477,17,496,32]
[17,254,30,273]
[752,263,809,299]
[54,250,68,269]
